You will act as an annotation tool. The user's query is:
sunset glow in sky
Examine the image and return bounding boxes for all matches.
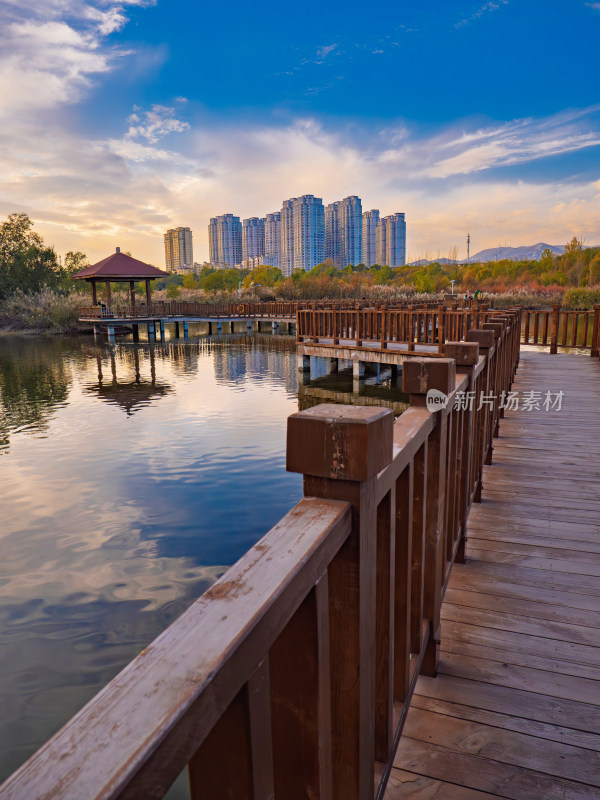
[1,1,599,264]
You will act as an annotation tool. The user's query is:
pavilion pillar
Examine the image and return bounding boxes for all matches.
[91,280,97,305]
[105,281,112,309]
[129,281,136,312]
[145,279,152,310]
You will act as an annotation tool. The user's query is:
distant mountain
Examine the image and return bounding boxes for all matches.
[408,257,458,266]
[469,243,564,262]
[408,242,600,266]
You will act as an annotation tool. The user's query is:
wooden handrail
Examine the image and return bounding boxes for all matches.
[0,313,520,800]
[78,300,501,324]
[296,308,504,352]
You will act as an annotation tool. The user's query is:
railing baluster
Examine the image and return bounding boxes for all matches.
[403,359,455,676]
[393,464,413,703]
[288,405,394,800]
[189,685,254,799]
[591,305,600,357]
[269,582,332,799]
[375,489,395,763]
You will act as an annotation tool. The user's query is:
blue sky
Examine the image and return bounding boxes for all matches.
[1,0,599,263]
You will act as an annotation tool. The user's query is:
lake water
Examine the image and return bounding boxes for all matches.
[0,330,407,791]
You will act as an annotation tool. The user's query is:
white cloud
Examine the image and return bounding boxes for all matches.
[456,1,509,28]
[125,105,191,144]
[316,43,338,60]
[84,6,129,35]
[0,2,152,117]
[2,105,599,267]
[0,3,598,268]
[586,3,600,10]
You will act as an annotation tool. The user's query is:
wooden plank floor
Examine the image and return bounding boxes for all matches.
[386,348,600,799]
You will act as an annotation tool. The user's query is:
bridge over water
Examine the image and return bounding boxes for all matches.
[1,308,599,800]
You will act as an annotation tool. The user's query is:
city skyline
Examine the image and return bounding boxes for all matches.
[1,2,599,266]
[203,193,405,272]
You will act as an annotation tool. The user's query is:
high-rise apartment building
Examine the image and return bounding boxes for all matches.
[208,218,219,264]
[280,199,296,277]
[376,213,406,267]
[376,218,387,267]
[164,227,193,272]
[242,217,265,261]
[208,214,242,267]
[325,201,341,265]
[325,196,363,267]
[292,195,325,274]
[362,209,380,267]
[264,211,281,269]
[341,195,362,267]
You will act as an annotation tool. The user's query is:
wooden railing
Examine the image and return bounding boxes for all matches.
[79,301,389,321]
[78,300,495,324]
[521,305,600,356]
[296,307,499,353]
[0,314,520,800]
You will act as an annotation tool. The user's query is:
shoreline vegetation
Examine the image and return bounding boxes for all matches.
[1,213,599,335]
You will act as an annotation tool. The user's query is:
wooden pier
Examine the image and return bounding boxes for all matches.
[1,308,600,800]
[387,347,600,798]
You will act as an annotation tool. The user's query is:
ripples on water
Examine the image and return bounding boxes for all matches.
[0,330,408,793]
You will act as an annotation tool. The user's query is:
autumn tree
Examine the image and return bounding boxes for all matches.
[0,213,66,298]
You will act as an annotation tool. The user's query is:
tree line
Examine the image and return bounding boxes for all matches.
[1,213,599,303]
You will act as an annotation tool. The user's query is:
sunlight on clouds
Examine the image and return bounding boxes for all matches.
[0,1,598,265]
[0,2,150,117]
[1,106,600,264]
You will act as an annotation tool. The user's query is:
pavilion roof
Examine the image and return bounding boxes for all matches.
[72,249,169,280]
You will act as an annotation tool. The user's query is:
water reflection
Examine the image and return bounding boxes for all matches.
[0,333,408,792]
[299,364,410,415]
[0,337,73,452]
[83,348,172,416]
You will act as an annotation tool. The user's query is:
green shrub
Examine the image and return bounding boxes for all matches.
[562,286,600,309]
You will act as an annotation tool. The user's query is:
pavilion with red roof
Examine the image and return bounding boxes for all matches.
[72,247,169,310]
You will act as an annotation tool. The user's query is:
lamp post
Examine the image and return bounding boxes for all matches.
[450,279,456,295]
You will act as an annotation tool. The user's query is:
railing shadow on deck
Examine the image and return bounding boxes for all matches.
[0,313,522,800]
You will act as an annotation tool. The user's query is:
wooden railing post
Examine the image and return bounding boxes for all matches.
[481,321,504,443]
[437,304,445,353]
[550,304,560,354]
[466,328,494,501]
[403,358,455,678]
[591,304,600,358]
[443,342,479,564]
[287,405,394,800]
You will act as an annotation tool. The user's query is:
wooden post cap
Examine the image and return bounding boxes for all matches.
[443,341,480,365]
[481,322,503,340]
[491,316,509,328]
[466,329,494,348]
[402,358,456,396]
[286,404,393,481]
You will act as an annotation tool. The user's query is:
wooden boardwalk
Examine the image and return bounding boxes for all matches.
[387,347,600,799]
